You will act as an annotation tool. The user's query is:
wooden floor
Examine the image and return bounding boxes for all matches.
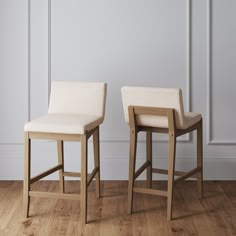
[0,181,235,236]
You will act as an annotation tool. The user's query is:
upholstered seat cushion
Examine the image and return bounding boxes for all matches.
[136,111,201,130]
[24,113,103,134]
[183,112,202,129]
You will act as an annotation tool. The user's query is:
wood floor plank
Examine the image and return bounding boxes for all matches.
[100,181,133,236]
[0,182,22,231]
[168,182,198,235]
[142,181,170,236]
[217,182,236,235]
[0,181,236,236]
[131,182,149,236]
[181,181,215,236]
[200,181,234,236]
[30,181,64,236]
[83,182,102,236]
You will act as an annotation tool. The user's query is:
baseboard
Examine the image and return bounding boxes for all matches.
[0,155,236,180]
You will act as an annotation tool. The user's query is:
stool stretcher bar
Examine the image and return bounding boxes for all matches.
[87,167,99,187]
[134,161,151,180]
[30,164,63,184]
[133,187,167,197]
[29,191,80,200]
[31,166,99,188]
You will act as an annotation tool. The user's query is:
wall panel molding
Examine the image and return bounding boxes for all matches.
[0,0,30,145]
[206,0,236,145]
[28,0,31,123]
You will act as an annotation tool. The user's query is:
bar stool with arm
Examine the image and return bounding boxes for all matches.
[23,81,107,224]
[121,86,203,220]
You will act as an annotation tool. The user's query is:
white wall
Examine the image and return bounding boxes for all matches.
[0,0,236,180]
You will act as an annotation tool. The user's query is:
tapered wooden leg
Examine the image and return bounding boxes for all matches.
[57,140,65,193]
[146,131,152,188]
[167,134,176,221]
[81,135,88,224]
[197,120,203,199]
[93,127,100,198]
[128,129,137,214]
[23,132,31,218]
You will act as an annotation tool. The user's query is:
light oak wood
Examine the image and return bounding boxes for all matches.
[63,171,81,177]
[81,134,88,224]
[29,132,81,141]
[127,105,203,221]
[146,131,152,188]
[23,132,31,218]
[23,126,101,225]
[197,119,203,198]
[87,167,99,187]
[57,140,65,193]
[133,187,167,197]
[93,126,101,198]
[134,161,151,180]
[30,164,63,184]
[152,168,193,177]
[1,181,235,235]
[29,191,80,200]
[166,108,176,221]
[174,167,201,183]
[127,107,137,214]
[167,132,176,221]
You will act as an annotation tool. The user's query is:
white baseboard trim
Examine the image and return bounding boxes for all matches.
[0,156,236,180]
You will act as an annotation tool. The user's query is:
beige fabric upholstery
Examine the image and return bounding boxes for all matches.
[48,81,107,118]
[121,86,201,130]
[24,81,107,134]
[24,114,103,134]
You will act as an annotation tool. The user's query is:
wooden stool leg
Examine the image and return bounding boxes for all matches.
[197,120,203,198]
[81,135,88,224]
[128,129,137,214]
[93,127,100,198]
[146,131,152,188]
[167,134,176,221]
[57,140,65,193]
[23,132,31,218]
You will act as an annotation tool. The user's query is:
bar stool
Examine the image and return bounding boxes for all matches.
[121,86,203,220]
[24,81,107,224]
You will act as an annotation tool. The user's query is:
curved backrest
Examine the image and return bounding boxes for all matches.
[49,81,107,119]
[121,86,185,129]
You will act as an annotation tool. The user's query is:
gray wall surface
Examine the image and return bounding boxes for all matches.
[0,0,235,180]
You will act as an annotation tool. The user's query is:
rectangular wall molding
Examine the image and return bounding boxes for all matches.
[206,0,236,145]
[0,0,29,145]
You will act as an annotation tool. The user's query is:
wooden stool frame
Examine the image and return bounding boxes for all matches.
[127,106,203,220]
[23,126,101,224]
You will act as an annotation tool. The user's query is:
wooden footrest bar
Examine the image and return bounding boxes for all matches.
[30,164,63,184]
[87,167,99,186]
[152,168,186,176]
[175,167,200,183]
[134,161,151,180]
[133,187,167,197]
[29,191,80,200]
[63,169,99,184]
[152,168,199,179]
[63,171,81,177]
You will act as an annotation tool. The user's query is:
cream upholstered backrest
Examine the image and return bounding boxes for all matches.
[121,86,185,129]
[48,81,107,119]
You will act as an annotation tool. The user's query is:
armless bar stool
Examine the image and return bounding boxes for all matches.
[24,81,107,224]
[121,86,203,220]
